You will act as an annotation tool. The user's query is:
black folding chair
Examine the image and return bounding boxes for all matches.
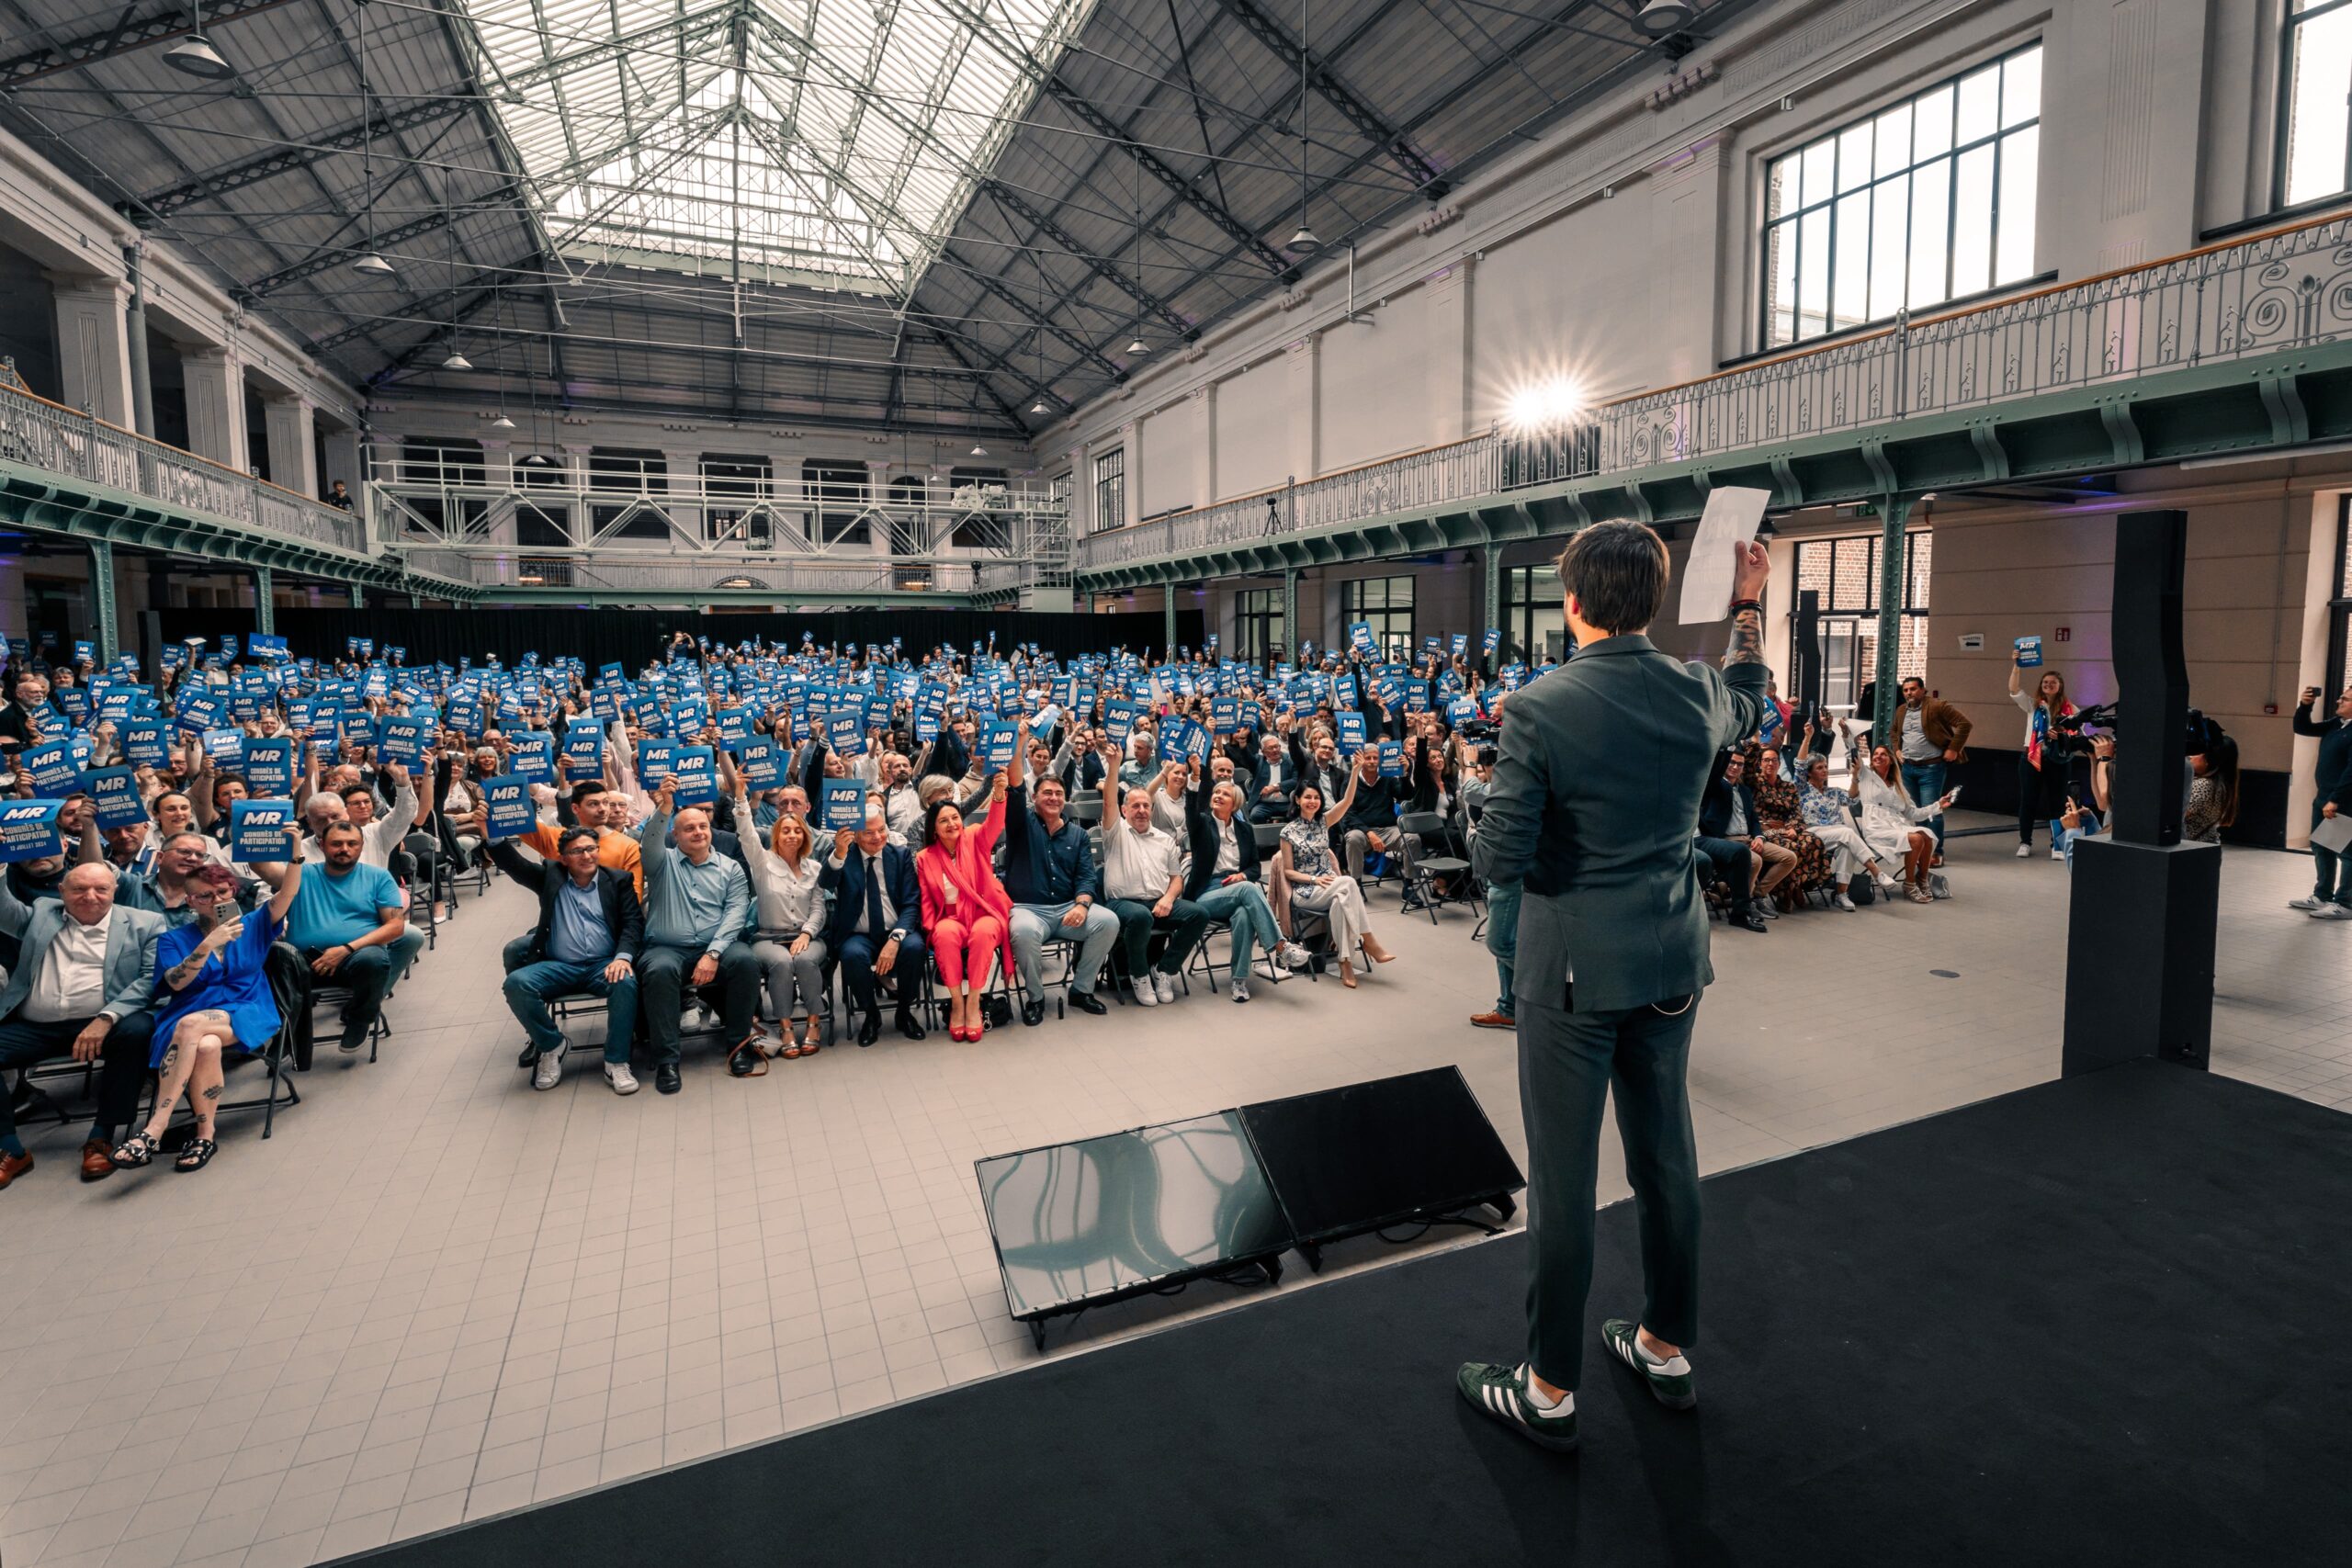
[1396,809,1479,923]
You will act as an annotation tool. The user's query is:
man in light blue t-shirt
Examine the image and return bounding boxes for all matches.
[283,821,419,1054]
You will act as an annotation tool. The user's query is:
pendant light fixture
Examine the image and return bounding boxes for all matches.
[1029,245,1053,416]
[1125,157,1148,358]
[486,290,516,423]
[440,350,474,371]
[350,0,393,276]
[1287,0,1321,254]
[970,445,989,457]
[164,0,235,78]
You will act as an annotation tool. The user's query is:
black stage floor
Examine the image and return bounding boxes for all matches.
[342,1061,2352,1568]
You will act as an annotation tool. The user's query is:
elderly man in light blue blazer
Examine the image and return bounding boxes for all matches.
[0,861,164,1188]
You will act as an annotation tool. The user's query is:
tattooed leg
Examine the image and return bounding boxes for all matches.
[144,1032,198,1139]
[188,1030,227,1139]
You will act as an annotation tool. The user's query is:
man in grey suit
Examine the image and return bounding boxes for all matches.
[1458,520,1772,1451]
[0,862,164,1189]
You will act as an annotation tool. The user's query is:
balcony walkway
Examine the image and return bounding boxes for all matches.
[1076,210,2352,591]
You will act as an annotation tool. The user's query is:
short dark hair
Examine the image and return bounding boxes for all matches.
[557,827,600,855]
[1555,520,1668,635]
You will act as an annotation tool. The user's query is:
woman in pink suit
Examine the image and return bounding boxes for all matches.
[916,766,1012,1041]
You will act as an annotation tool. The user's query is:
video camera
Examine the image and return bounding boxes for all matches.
[2047,701,2222,759]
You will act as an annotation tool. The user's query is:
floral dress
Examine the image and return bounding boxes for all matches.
[1741,743,1830,897]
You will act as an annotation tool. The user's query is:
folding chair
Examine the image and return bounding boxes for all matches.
[1396,810,1480,923]
[7,1057,96,1133]
[146,944,308,1144]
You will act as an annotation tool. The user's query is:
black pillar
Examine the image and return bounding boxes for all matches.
[2062,510,2220,1077]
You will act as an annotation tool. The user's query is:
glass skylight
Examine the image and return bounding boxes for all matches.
[453,0,1094,290]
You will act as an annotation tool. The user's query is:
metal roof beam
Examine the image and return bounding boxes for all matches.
[134,100,471,219]
[1209,0,1444,193]
[0,0,306,86]
[925,0,1295,280]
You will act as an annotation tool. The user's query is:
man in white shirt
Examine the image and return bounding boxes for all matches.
[298,762,419,868]
[1098,786,1209,1005]
[0,863,164,1188]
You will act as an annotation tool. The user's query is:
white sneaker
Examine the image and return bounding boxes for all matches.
[1832,892,1856,911]
[1276,942,1310,972]
[2015,843,2032,858]
[1874,874,1903,897]
[531,1047,563,1090]
[1152,971,1178,1004]
[2050,847,2064,862]
[2289,897,2324,910]
[1131,979,1159,1007]
[2312,904,2352,920]
[605,1062,639,1095]
[1230,976,1250,1003]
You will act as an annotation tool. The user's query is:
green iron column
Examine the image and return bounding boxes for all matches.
[1484,545,1503,666]
[1871,495,1913,744]
[86,540,117,664]
[254,564,274,636]
[1164,583,1178,658]
[1282,567,1298,658]
[352,582,366,609]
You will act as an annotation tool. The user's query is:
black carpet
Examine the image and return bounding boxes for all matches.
[342,1062,2352,1568]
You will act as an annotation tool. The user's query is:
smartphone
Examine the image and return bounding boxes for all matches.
[1944,785,1962,807]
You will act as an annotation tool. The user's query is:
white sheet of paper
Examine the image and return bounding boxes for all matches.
[1678,485,1773,626]
[2312,813,2352,854]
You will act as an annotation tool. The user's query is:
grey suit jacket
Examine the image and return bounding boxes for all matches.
[0,880,165,1023]
[1472,634,1769,1013]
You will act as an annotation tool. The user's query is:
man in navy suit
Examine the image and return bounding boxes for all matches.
[821,804,928,1045]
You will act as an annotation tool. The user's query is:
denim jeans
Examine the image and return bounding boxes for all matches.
[503,959,639,1064]
[1486,881,1522,1015]
[1900,758,1947,847]
[1194,879,1282,984]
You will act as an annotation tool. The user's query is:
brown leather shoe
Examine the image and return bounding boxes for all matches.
[0,1150,30,1189]
[79,1140,115,1182]
[1469,1010,1517,1031]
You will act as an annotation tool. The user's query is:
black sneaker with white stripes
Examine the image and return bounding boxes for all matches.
[1453,1360,1579,1452]
[1601,1319,1696,1410]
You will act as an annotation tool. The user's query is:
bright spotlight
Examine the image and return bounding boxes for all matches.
[1505,376,1587,432]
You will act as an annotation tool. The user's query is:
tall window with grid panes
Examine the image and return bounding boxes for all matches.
[1792,531,1932,710]
[1340,575,1416,659]
[1233,587,1285,668]
[1763,44,2042,348]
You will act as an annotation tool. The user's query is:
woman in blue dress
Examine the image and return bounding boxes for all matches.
[108,826,303,1175]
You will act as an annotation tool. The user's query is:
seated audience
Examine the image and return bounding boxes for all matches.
[1698,749,1791,931]
[109,835,303,1175]
[824,805,927,1043]
[490,826,644,1093]
[1796,753,1901,911]
[0,863,164,1188]
[1741,742,1832,906]
[1100,785,1208,1006]
[729,776,830,1058]
[917,771,1013,1042]
[282,821,419,1053]
[1002,721,1116,1023]
[1856,744,1951,904]
[634,780,759,1090]
[1156,759,1306,1002]
[1273,779,1393,987]
[1248,733,1297,823]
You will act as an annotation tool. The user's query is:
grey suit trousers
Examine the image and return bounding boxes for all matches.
[1518,987,1702,1390]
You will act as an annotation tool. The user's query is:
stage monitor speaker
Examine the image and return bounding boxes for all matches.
[1238,1066,1523,1269]
[977,1111,1292,1348]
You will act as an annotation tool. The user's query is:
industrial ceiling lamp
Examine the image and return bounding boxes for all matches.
[1125,158,1148,358]
[1636,0,1698,34]
[489,413,516,430]
[440,349,474,371]
[164,2,233,78]
[350,0,393,278]
[1031,397,1050,414]
[1287,0,1321,255]
[970,444,989,457]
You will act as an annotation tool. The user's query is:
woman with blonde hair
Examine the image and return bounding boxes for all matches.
[2008,653,2077,859]
[729,766,830,1057]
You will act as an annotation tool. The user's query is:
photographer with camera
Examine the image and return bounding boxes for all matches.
[2008,653,2078,860]
[2290,684,2352,919]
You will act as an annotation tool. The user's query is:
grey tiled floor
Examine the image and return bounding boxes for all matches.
[2,821,2346,1567]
